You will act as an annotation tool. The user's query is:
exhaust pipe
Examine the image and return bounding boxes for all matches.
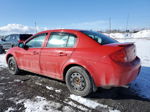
[121,85,129,88]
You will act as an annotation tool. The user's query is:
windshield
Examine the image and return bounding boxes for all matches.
[80,30,118,45]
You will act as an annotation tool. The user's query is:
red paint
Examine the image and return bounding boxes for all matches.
[6,29,141,87]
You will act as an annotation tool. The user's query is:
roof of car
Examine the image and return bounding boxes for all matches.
[35,29,87,34]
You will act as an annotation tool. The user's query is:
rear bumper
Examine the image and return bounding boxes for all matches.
[93,57,141,87]
[112,56,141,86]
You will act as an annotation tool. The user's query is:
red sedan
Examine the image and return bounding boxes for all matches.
[6,29,141,96]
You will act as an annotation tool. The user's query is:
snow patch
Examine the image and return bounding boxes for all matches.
[1,76,9,79]
[118,39,150,99]
[106,33,129,39]
[62,106,75,112]
[5,107,15,112]
[105,30,150,39]
[46,86,62,93]
[0,92,3,95]
[50,95,54,98]
[130,67,150,99]
[35,82,42,86]
[70,94,120,112]
[64,100,88,111]
[14,79,21,82]
[24,96,62,112]
[55,89,62,93]
[0,82,6,85]
[46,86,54,90]
[0,54,7,68]
[132,30,150,38]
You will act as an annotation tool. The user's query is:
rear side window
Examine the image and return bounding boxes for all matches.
[80,30,118,45]
[47,32,76,48]
[67,35,76,47]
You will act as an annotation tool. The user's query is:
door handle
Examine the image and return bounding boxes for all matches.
[33,51,39,55]
[58,52,67,56]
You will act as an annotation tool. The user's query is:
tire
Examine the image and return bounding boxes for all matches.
[8,57,20,75]
[65,66,93,96]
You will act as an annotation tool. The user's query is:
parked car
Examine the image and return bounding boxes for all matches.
[6,29,141,96]
[0,34,32,53]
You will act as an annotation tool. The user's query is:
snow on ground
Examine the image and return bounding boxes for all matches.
[24,96,62,112]
[70,94,120,112]
[0,54,7,68]
[105,33,130,39]
[5,107,15,112]
[118,38,150,99]
[132,30,150,38]
[45,86,62,93]
[105,29,150,39]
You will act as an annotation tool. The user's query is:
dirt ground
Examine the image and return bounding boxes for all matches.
[0,67,150,112]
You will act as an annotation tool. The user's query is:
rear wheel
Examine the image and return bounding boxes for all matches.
[65,66,94,96]
[8,57,20,75]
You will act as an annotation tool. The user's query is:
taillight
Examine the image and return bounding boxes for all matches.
[110,49,128,63]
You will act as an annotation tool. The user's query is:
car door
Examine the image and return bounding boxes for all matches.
[40,32,77,79]
[18,33,48,73]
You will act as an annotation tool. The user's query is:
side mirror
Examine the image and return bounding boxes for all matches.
[18,42,25,48]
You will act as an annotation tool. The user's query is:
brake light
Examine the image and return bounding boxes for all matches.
[110,49,128,63]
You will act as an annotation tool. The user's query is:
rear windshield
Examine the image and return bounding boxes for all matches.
[20,34,32,41]
[80,30,118,45]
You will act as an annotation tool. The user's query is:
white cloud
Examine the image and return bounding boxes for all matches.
[0,21,108,35]
[0,24,48,35]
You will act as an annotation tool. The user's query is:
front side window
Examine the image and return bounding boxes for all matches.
[47,32,76,48]
[80,30,118,45]
[26,33,47,48]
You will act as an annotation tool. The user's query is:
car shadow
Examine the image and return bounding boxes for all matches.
[17,69,65,83]
[15,66,150,102]
[88,66,150,102]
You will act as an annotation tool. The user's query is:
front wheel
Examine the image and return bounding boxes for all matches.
[65,66,94,96]
[8,57,20,75]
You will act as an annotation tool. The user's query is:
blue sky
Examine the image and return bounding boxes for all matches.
[0,0,150,30]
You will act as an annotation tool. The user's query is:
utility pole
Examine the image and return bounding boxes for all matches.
[126,14,129,32]
[109,17,111,34]
[35,21,37,33]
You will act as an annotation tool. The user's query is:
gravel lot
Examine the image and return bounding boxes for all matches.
[0,67,150,112]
